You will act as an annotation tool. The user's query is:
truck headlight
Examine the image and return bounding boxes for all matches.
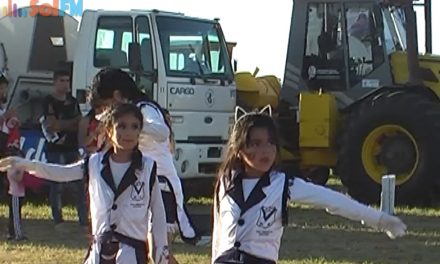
[171,115,184,123]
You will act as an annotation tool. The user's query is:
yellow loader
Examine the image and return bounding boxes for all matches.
[235,0,440,205]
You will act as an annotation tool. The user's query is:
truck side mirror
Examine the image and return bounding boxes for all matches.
[233,59,238,72]
[128,42,142,72]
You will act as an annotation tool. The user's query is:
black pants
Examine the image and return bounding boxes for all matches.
[8,195,24,238]
[158,176,178,224]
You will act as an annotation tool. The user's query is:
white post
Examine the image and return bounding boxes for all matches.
[380,175,396,215]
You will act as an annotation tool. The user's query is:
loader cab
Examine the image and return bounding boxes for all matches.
[282,0,408,108]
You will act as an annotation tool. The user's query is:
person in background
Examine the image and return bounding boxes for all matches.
[0,73,18,147]
[41,68,87,230]
[78,94,106,154]
[0,73,26,241]
[6,164,26,241]
[349,13,370,40]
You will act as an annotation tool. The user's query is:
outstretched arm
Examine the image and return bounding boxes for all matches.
[0,157,84,182]
[290,177,406,239]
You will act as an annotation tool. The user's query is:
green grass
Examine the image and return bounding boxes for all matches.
[1,200,439,264]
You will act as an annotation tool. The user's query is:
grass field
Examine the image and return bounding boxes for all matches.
[0,180,439,264]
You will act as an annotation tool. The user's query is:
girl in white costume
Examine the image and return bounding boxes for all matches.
[0,104,169,264]
[211,106,407,264]
[89,68,201,263]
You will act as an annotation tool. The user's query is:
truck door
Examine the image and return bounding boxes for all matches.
[94,16,132,69]
[74,14,133,111]
[75,13,157,111]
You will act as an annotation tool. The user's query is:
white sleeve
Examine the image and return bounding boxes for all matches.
[28,159,84,182]
[290,177,383,228]
[148,163,169,264]
[141,105,170,142]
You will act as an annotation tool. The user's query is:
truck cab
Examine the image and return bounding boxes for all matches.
[72,9,236,178]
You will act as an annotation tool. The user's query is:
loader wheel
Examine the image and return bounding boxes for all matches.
[303,167,330,186]
[337,92,440,205]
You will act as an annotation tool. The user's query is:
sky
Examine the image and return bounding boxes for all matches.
[1,0,439,79]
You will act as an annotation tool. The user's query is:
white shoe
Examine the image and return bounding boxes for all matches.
[195,235,211,247]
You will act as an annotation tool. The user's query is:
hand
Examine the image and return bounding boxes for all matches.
[6,117,20,128]
[53,120,61,132]
[9,167,24,182]
[3,108,16,120]
[378,213,407,239]
[0,156,33,172]
[45,116,60,132]
[46,121,60,132]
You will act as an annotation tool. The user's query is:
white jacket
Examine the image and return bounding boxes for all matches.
[24,150,169,264]
[137,102,197,239]
[212,171,383,263]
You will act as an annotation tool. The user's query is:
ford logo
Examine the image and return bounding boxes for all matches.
[205,89,214,107]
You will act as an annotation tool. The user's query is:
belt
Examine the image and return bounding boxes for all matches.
[215,248,275,264]
[93,230,148,264]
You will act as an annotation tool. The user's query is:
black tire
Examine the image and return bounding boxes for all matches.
[337,92,440,205]
[304,167,330,186]
[280,161,329,186]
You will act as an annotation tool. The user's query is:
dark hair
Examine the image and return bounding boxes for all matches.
[85,90,104,118]
[90,67,174,143]
[90,67,149,101]
[102,103,144,133]
[0,73,8,85]
[53,69,70,80]
[214,113,280,206]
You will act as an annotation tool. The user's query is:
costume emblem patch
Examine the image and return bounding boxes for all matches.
[256,206,277,229]
[130,181,145,201]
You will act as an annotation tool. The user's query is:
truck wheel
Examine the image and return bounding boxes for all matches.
[337,92,440,205]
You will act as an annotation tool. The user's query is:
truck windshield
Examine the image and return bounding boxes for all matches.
[156,16,233,80]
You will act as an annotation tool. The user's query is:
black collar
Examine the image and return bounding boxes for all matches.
[225,170,271,216]
[100,148,143,201]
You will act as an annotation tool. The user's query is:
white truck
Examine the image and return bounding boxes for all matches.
[0,6,236,179]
